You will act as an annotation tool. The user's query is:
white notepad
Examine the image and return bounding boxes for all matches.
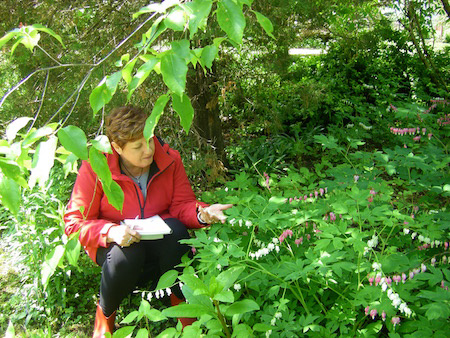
[122,215,173,240]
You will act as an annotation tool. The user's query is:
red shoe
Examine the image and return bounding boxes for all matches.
[93,302,116,338]
[170,293,197,328]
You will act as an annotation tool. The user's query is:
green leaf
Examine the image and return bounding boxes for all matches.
[423,302,450,320]
[135,329,149,338]
[89,147,112,186]
[381,253,410,274]
[31,24,65,47]
[112,326,136,338]
[161,53,187,96]
[179,273,209,295]
[121,311,139,324]
[0,159,27,188]
[216,0,246,44]
[29,135,57,188]
[164,8,186,31]
[89,71,122,115]
[0,29,20,49]
[252,10,274,38]
[224,299,259,316]
[102,180,124,212]
[122,58,138,84]
[213,290,234,303]
[41,245,65,290]
[58,125,89,160]
[65,233,81,267]
[5,117,33,142]
[91,135,112,154]
[182,0,212,38]
[162,304,212,318]
[144,94,170,140]
[0,176,21,215]
[171,93,194,134]
[216,266,245,291]
[155,328,177,337]
[127,58,159,101]
[201,44,218,69]
[171,39,190,61]
[22,124,57,147]
[155,269,179,291]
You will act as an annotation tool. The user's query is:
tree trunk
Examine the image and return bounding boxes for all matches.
[186,65,227,165]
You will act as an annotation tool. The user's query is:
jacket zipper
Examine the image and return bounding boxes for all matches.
[133,160,174,219]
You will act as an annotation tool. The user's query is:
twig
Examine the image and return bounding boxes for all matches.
[28,69,50,132]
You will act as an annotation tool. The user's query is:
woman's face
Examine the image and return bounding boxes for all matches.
[113,137,155,170]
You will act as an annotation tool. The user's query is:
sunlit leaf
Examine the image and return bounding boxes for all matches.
[162,303,212,318]
[5,117,33,142]
[41,245,65,290]
[161,53,187,96]
[102,180,124,212]
[164,8,186,31]
[182,0,212,38]
[57,125,88,160]
[201,44,218,69]
[31,24,65,47]
[252,10,274,38]
[216,0,246,44]
[29,135,58,188]
[127,58,159,101]
[0,175,21,215]
[155,269,178,291]
[91,135,112,154]
[171,93,194,134]
[144,94,170,140]
[224,299,259,316]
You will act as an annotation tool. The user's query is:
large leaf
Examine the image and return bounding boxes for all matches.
[5,117,33,142]
[201,44,218,69]
[164,8,186,31]
[127,58,159,101]
[31,24,65,47]
[171,93,194,134]
[182,0,212,38]
[102,180,124,212]
[161,53,187,96]
[89,148,124,211]
[41,245,65,290]
[155,269,179,291]
[171,39,190,61]
[0,159,27,188]
[91,135,112,154]
[161,303,213,318]
[224,299,260,316]
[216,266,245,292]
[89,147,112,186]
[252,10,274,38]
[144,94,170,140]
[89,71,122,115]
[0,29,20,49]
[65,233,81,267]
[57,125,88,160]
[29,135,58,188]
[0,176,21,215]
[216,0,246,44]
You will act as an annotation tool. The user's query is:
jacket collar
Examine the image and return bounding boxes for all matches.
[107,136,174,180]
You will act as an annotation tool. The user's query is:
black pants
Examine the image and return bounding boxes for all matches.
[96,218,190,316]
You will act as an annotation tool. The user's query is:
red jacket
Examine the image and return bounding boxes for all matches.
[64,136,207,263]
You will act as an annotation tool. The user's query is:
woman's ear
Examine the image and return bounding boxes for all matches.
[111,142,122,155]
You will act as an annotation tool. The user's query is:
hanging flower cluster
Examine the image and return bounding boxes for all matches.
[437,114,450,126]
[389,126,433,141]
[285,187,328,204]
[249,238,280,260]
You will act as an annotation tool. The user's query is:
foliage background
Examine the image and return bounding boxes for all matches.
[0,0,449,337]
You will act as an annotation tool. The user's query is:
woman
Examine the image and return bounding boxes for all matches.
[64,106,232,337]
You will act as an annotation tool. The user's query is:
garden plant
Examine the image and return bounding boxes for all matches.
[0,0,449,337]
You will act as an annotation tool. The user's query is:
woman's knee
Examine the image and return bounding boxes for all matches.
[105,243,146,273]
[164,218,190,240]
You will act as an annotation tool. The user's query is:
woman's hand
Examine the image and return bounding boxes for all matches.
[106,225,141,247]
[199,204,233,224]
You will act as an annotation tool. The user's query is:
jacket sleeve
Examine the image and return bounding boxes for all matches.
[168,150,208,228]
[64,161,116,253]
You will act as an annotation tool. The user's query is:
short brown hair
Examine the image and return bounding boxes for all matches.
[105,106,148,147]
